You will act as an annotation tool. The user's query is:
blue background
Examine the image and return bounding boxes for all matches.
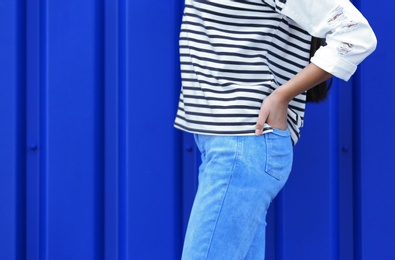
[1,0,394,259]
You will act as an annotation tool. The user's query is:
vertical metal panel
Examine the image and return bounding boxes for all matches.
[1,0,185,259]
[181,132,199,237]
[337,79,355,260]
[282,96,337,260]
[118,0,129,258]
[355,1,395,259]
[0,0,25,259]
[103,0,121,259]
[22,0,106,259]
[265,197,279,259]
[127,1,183,258]
[43,0,104,259]
[25,0,43,258]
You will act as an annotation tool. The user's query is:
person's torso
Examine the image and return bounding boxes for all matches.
[175,0,312,144]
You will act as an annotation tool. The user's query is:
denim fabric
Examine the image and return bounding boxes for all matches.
[181,129,293,260]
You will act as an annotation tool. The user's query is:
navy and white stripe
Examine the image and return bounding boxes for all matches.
[174,0,312,144]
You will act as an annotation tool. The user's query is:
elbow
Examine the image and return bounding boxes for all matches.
[362,26,378,56]
[369,30,378,54]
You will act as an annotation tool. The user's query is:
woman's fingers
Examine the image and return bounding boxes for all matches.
[256,92,289,135]
[255,103,269,136]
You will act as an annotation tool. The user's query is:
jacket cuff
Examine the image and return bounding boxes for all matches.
[311,47,357,81]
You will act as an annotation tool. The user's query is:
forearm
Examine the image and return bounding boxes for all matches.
[273,63,332,103]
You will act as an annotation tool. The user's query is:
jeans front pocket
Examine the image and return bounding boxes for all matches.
[264,128,293,181]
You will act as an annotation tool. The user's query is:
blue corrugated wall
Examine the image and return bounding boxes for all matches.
[0,0,394,259]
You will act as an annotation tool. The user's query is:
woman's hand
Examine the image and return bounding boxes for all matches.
[254,63,333,136]
[255,90,289,135]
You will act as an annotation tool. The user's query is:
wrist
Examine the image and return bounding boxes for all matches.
[272,86,294,104]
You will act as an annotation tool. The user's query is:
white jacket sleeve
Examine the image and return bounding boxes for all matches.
[264,0,377,81]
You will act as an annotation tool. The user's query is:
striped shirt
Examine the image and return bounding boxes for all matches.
[174,0,377,144]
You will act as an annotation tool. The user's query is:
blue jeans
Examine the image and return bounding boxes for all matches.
[182,129,293,260]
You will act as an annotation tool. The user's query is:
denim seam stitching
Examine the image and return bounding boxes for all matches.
[204,138,240,259]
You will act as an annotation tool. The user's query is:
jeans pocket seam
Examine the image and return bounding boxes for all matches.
[264,134,292,181]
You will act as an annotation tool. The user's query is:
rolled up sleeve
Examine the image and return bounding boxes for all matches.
[266,0,377,81]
